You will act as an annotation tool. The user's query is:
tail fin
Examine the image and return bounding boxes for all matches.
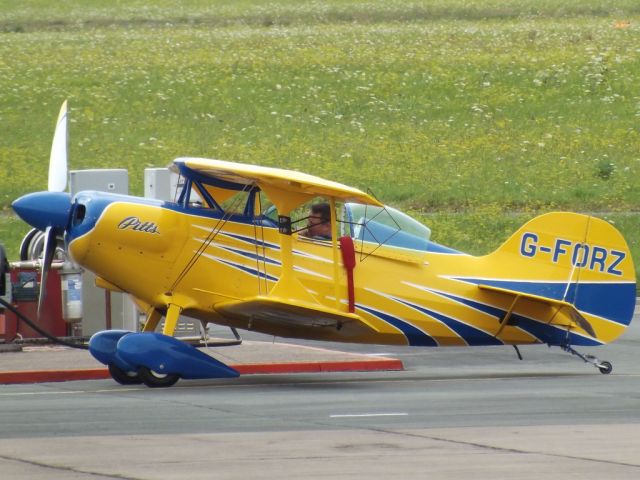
[484,212,635,345]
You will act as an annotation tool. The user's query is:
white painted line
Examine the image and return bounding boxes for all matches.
[0,390,85,397]
[329,413,408,418]
[0,387,144,397]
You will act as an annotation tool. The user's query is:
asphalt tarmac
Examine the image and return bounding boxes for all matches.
[0,306,638,479]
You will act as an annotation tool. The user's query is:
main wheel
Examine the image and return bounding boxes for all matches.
[137,366,180,388]
[108,364,142,385]
[598,361,613,375]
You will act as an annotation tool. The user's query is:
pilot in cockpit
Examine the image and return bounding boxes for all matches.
[301,202,332,240]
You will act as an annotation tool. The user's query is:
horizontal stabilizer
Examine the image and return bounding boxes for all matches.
[479,284,596,338]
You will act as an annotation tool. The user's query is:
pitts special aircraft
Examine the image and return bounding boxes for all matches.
[12,102,637,387]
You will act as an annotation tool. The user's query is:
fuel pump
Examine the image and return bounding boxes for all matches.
[0,254,86,347]
[60,261,83,335]
[2,229,82,341]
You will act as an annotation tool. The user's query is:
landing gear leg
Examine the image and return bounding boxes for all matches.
[142,308,163,333]
[513,345,523,361]
[162,303,183,336]
[561,344,613,374]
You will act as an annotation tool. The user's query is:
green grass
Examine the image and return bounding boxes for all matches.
[0,0,639,273]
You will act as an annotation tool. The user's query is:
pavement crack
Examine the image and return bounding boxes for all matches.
[0,453,143,479]
[364,427,640,469]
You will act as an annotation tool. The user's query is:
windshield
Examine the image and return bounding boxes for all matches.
[342,203,431,251]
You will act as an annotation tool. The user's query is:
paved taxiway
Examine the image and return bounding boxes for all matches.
[0,306,638,479]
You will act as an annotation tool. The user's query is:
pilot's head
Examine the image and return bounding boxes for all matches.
[306,202,332,239]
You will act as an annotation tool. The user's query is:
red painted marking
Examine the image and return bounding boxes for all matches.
[0,368,111,384]
[235,359,404,375]
[0,359,403,384]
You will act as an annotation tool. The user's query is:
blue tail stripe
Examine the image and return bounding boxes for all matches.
[392,298,503,346]
[432,289,505,319]
[357,304,438,346]
[223,232,280,250]
[219,245,281,265]
[453,278,635,326]
[431,290,603,346]
[218,259,278,282]
[511,314,602,346]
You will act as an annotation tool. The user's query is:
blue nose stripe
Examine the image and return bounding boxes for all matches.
[12,191,71,232]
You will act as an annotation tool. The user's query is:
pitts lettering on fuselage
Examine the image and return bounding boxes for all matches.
[117,216,160,234]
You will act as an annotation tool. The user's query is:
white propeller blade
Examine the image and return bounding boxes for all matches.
[48,100,68,192]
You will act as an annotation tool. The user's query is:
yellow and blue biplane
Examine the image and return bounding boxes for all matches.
[12,102,637,387]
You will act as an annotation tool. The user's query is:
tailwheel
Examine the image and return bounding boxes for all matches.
[561,344,613,375]
[108,364,142,385]
[137,366,180,388]
[598,361,613,375]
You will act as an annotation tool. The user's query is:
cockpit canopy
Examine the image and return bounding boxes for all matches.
[342,203,431,251]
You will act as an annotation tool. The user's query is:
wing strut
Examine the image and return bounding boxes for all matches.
[339,236,356,313]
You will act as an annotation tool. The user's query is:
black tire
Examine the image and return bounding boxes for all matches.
[19,228,65,261]
[598,361,613,375]
[137,366,180,388]
[108,364,143,385]
[19,228,40,261]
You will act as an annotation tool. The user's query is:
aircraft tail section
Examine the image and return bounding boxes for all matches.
[481,212,636,345]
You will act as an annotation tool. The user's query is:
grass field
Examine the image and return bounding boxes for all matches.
[0,0,639,270]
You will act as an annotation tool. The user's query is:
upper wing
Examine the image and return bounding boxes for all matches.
[172,157,383,207]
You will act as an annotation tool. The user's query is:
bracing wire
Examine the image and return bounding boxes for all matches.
[354,191,403,262]
[168,183,254,294]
